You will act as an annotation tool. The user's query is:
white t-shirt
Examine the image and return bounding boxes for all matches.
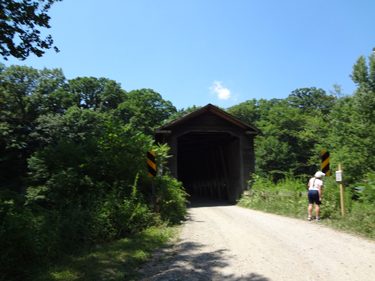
[308,177,323,191]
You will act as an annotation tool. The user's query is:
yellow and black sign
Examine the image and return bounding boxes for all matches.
[147,151,156,177]
[321,151,330,175]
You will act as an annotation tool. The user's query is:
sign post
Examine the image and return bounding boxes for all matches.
[336,164,345,217]
[147,151,157,210]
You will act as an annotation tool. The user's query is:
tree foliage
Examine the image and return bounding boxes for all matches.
[0,64,67,190]
[287,87,336,116]
[0,0,61,60]
[67,76,127,111]
[164,105,202,124]
[228,92,335,180]
[326,53,375,182]
[228,52,375,186]
[0,63,185,279]
[116,88,176,134]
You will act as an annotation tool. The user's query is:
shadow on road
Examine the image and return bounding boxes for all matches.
[138,240,270,281]
[138,203,271,281]
[186,195,235,209]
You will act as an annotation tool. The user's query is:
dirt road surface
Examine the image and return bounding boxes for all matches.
[138,197,375,281]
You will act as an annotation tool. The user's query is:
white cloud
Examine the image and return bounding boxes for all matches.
[209,81,231,100]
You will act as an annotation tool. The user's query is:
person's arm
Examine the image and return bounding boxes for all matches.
[318,185,323,201]
[307,179,310,188]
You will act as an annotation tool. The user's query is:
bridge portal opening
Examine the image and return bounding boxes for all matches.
[177,132,241,202]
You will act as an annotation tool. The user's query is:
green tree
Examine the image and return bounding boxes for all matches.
[227,98,281,127]
[164,105,202,124]
[255,101,316,179]
[0,64,67,190]
[0,0,61,60]
[350,55,375,92]
[287,87,336,116]
[326,53,375,183]
[329,83,344,99]
[228,95,330,180]
[115,88,176,134]
[255,135,293,177]
[67,77,127,111]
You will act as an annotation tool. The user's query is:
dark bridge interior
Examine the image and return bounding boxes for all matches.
[177,132,241,202]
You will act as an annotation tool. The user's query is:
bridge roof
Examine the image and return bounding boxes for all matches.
[155,103,262,134]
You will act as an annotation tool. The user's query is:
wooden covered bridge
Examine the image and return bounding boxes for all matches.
[154,104,261,204]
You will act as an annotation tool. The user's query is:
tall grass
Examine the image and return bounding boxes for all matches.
[238,174,375,239]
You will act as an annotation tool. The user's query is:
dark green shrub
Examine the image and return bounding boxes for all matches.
[87,176,161,240]
[0,190,61,279]
[156,173,189,224]
[1,116,188,280]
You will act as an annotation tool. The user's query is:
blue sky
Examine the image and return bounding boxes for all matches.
[3,0,375,110]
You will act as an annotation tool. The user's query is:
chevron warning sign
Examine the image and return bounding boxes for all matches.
[321,151,330,176]
[147,151,157,177]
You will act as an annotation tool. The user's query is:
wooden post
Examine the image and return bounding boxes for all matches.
[212,149,222,199]
[211,150,219,199]
[219,146,230,201]
[338,164,345,217]
[152,177,156,211]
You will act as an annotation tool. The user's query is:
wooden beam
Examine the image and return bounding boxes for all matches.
[155,130,172,134]
[219,146,230,200]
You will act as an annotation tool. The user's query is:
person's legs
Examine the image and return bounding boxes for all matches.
[308,190,321,220]
[315,204,320,218]
[308,204,313,216]
[307,191,314,220]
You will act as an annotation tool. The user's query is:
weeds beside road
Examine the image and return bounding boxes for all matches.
[238,174,375,240]
[27,224,180,281]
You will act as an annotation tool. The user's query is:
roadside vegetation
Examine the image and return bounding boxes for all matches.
[0,64,187,280]
[238,173,375,239]
[34,225,179,281]
[235,51,375,240]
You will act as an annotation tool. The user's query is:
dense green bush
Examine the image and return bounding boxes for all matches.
[0,64,185,280]
[0,191,61,279]
[156,173,189,224]
[0,121,187,280]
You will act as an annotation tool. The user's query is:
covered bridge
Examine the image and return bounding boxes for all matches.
[154,104,261,204]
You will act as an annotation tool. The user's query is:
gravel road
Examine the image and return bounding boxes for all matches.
[138,197,375,281]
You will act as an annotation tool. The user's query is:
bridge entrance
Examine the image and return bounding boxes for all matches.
[154,104,261,203]
[177,132,241,201]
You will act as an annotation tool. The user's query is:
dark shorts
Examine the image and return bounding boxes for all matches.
[308,190,321,205]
